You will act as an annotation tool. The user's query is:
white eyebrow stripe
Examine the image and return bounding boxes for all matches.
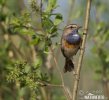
[66,25,73,28]
[66,24,77,28]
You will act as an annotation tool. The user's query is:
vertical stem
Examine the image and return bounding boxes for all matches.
[40,0,43,29]
[40,87,48,100]
[39,1,49,100]
[102,67,109,100]
[27,36,37,63]
[46,49,53,100]
[72,0,92,100]
[50,47,71,100]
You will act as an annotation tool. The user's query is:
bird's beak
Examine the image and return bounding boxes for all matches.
[77,26,82,29]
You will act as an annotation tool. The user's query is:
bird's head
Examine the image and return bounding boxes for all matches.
[64,24,82,35]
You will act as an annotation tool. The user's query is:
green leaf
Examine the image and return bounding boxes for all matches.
[30,38,40,45]
[44,46,49,54]
[50,32,58,38]
[54,14,63,25]
[34,57,42,68]
[42,17,53,31]
[101,30,109,44]
[19,28,34,35]
[46,0,57,13]
[10,17,20,26]
[24,65,31,73]
[36,31,45,37]
[49,26,57,34]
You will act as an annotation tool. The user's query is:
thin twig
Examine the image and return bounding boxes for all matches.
[50,47,64,84]
[11,42,25,58]
[45,49,53,100]
[42,83,63,87]
[50,46,72,100]
[26,35,37,63]
[72,0,92,100]
[102,65,109,99]
[4,34,25,59]
[40,0,43,29]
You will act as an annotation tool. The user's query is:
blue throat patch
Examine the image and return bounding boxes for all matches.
[65,29,81,44]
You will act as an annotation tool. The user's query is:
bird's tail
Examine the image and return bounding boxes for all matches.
[64,58,74,73]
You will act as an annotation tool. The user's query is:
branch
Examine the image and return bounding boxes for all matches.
[11,42,25,58]
[41,82,63,87]
[102,65,109,99]
[40,0,43,29]
[50,46,72,100]
[72,0,92,100]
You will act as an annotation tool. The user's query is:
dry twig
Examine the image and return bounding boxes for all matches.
[50,46,72,100]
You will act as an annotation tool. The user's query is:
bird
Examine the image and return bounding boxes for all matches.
[61,24,82,73]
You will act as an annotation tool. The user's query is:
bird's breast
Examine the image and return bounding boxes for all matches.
[61,39,80,58]
[63,40,79,49]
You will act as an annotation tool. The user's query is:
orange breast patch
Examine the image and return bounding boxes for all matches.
[64,40,77,48]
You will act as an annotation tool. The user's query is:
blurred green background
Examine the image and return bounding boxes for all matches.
[0,0,109,100]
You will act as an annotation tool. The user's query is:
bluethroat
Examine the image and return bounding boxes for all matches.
[61,24,82,73]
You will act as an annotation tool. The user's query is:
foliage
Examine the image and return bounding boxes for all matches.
[0,0,63,99]
[92,22,109,79]
[90,1,109,81]
[7,61,49,99]
[7,61,49,89]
